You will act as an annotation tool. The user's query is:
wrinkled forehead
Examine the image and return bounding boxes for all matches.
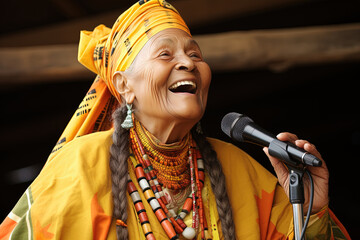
[129,28,200,65]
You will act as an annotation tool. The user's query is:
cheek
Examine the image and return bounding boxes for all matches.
[199,64,212,100]
[138,67,169,109]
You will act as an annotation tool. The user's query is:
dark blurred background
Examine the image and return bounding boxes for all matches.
[1,0,359,238]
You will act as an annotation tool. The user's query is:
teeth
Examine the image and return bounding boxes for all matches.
[169,81,196,90]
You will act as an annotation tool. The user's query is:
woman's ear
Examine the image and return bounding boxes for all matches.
[113,71,135,104]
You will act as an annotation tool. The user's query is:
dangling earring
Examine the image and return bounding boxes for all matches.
[196,121,203,134]
[121,103,134,129]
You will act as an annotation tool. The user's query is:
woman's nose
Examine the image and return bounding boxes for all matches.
[175,54,195,71]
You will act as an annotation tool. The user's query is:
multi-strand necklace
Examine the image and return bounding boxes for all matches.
[126,120,210,239]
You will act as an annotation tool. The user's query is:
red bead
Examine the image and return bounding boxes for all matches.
[135,165,146,179]
[176,217,187,229]
[170,217,183,234]
[157,198,168,213]
[127,181,137,194]
[198,171,205,182]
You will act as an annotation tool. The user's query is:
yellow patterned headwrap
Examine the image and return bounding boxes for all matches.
[78,0,190,102]
[48,0,190,161]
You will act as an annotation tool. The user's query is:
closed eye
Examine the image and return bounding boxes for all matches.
[189,52,202,60]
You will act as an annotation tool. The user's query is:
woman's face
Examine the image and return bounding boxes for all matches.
[119,28,211,129]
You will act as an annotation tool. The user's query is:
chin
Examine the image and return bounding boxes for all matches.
[172,107,204,123]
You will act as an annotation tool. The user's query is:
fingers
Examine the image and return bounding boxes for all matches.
[295,139,323,160]
[276,132,298,143]
[277,132,326,168]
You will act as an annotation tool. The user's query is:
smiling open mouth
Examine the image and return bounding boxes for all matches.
[169,81,197,94]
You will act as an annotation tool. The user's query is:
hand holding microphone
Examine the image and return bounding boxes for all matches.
[221,112,321,167]
[221,112,329,214]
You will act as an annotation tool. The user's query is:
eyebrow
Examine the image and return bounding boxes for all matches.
[187,39,200,48]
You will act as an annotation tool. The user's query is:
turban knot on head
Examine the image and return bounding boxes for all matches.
[78,0,191,103]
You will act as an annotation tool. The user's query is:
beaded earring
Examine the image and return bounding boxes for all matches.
[121,103,134,129]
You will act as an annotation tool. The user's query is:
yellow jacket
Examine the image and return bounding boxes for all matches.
[0,130,350,239]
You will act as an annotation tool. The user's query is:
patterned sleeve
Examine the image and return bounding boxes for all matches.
[287,205,351,239]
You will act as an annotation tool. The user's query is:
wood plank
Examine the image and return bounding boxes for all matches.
[0,0,310,47]
[0,45,95,83]
[195,23,360,72]
[1,23,359,84]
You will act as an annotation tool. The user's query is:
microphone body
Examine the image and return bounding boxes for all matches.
[221,112,322,167]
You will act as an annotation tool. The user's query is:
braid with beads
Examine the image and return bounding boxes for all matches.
[110,106,236,239]
[109,105,129,240]
[192,127,236,240]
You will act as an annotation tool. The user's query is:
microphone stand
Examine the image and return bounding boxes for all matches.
[288,166,305,240]
[268,140,306,240]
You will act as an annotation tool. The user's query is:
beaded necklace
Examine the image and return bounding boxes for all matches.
[133,120,191,190]
[127,121,211,240]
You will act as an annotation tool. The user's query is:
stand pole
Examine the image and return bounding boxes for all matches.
[292,203,304,239]
[289,169,305,240]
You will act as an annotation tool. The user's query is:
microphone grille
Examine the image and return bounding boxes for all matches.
[221,112,253,142]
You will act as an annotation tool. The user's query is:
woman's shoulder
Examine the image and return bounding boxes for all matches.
[206,137,254,164]
[46,129,114,165]
[33,129,115,188]
[206,137,277,187]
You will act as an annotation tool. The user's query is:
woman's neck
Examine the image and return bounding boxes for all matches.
[135,116,194,144]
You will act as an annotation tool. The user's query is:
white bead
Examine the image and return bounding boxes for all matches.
[168,209,176,218]
[182,227,196,239]
[149,199,160,210]
[130,192,141,203]
[139,179,150,190]
[197,159,204,170]
[179,212,186,219]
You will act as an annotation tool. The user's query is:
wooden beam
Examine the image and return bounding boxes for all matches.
[0,0,311,47]
[0,45,95,83]
[196,23,360,72]
[1,23,359,84]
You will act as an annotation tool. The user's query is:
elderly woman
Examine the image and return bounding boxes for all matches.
[0,1,350,239]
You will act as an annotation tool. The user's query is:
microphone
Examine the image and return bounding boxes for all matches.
[221,112,322,167]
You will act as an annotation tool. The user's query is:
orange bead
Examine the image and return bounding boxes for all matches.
[182,197,192,213]
[116,219,128,227]
[135,202,145,212]
[146,233,156,240]
[154,209,167,222]
[138,211,149,223]
[160,219,177,239]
